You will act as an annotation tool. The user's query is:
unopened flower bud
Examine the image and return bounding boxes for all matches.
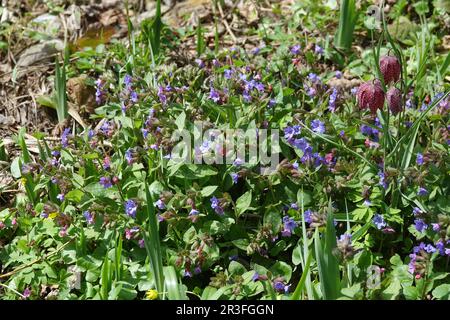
[380,55,401,84]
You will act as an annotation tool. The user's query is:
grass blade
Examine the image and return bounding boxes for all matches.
[291,251,313,300]
[143,181,165,296]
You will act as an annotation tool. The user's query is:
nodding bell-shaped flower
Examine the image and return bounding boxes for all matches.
[380,55,401,84]
[357,80,385,114]
[386,87,402,115]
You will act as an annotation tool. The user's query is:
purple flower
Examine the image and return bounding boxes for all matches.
[125,148,135,165]
[436,240,446,255]
[123,74,132,87]
[335,71,343,79]
[194,266,202,275]
[195,58,205,68]
[99,176,112,189]
[314,44,324,55]
[189,209,199,216]
[305,86,317,97]
[290,44,301,55]
[432,223,440,232]
[424,244,436,253]
[83,211,94,225]
[125,200,137,218]
[61,128,71,148]
[224,69,234,79]
[57,193,65,202]
[416,153,424,165]
[95,78,104,105]
[88,129,95,140]
[100,121,113,137]
[157,86,167,105]
[231,173,239,184]
[308,73,320,84]
[417,187,428,196]
[233,157,244,167]
[154,199,166,210]
[242,90,251,102]
[184,270,192,278]
[378,171,388,189]
[268,99,276,108]
[328,87,338,112]
[351,87,358,95]
[130,91,138,103]
[284,125,301,144]
[138,239,145,248]
[252,272,260,282]
[338,233,352,243]
[281,215,298,237]
[304,209,313,224]
[209,87,220,103]
[210,196,224,215]
[290,203,299,210]
[273,280,285,292]
[373,214,387,230]
[311,119,325,134]
[414,218,428,233]
[23,287,31,298]
[413,207,423,216]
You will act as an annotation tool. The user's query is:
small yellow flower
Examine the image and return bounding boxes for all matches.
[49,212,59,219]
[145,289,158,300]
[20,178,27,186]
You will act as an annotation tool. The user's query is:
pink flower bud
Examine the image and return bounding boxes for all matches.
[380,55,401,84]
[357,80,385,114]
[386,87,402,115]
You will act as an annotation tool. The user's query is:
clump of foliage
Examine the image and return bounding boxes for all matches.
[0,0,449,300]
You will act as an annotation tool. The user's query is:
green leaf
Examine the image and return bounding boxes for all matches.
[235,191,252,216]
[65,189,84,203]
[432,284,450,300]
[201,186,218,197]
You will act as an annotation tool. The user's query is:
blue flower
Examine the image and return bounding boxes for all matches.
[335,71,342,79]
[378,171,388,189]
[154,199,166,210]
[123,74,132,87]
[414,219,428,233]
[284,125,301,143]
[61,128,71,147]
[413,207,423,216]
[314,44,324,55]
[224,69,233,79]
[231,173,239,184]
[125,200,137,218]
[210,196,224,215]
[209,88,220,103]
[83,211,94,225]
[304,209,313,224]
[311,119,325,134]
[57,193,65,202]
[290,44,301,55]
[372,214,387,230]
[125,148,134,165]
[417,187,428,196]
[99,176,112,188]
[195,58,204,68]
[281,215,298,237]
[416,153,424,165]
[308,73,320,84]
[189,209,199,216]
[328,87,338,112]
